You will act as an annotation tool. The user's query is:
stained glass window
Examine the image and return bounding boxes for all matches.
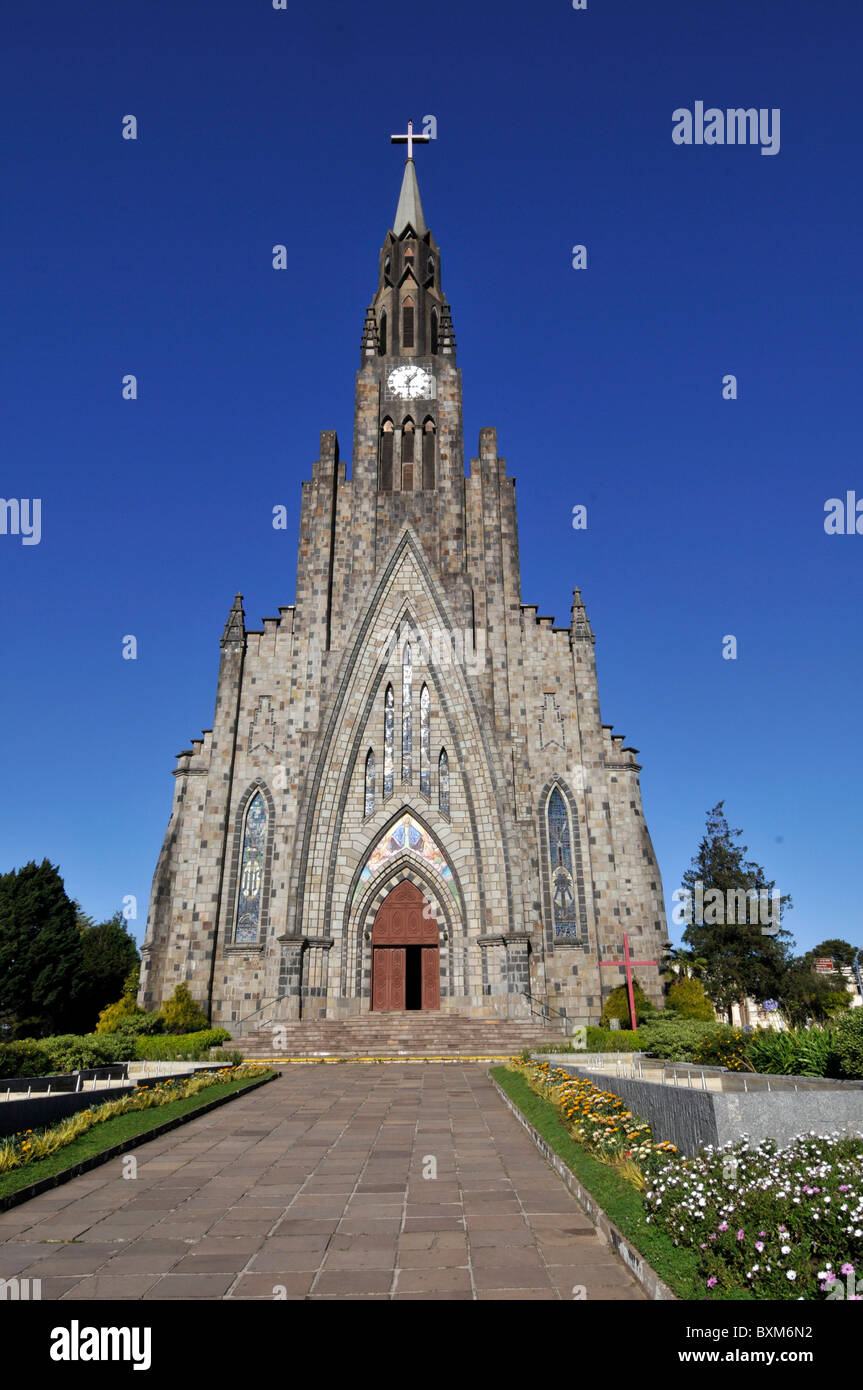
[419,686,431,796]
[235,791,267,943]
[364,749,375,818]
[384,685,394,798]
[547,786,580,941]
[439,748,449,817]
[402,644,412,781]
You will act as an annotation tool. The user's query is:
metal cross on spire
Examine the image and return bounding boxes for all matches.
[390,120,430,161]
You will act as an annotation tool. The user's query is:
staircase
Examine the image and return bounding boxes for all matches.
[238,1011,565,1061]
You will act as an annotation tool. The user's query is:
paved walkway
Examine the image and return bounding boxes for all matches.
[0,1065,644,1300]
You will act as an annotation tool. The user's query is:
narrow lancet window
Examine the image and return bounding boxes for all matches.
[401,419,415,491]
[384,684,394,797]
[422,419,435,490]
[402,643,412,781]
[420,685,431,796]
[380,419,394,491]
[438,749,450,818]
[402,297,415,350]
[235,791,267,943]
[364,749,376,818]
[379,309,387,354]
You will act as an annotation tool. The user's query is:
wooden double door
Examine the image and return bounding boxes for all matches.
[371,881,440,1012]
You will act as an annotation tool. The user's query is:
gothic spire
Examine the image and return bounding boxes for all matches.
[570,588,595,644]
[393,158,426,236]
[221,592,246,648]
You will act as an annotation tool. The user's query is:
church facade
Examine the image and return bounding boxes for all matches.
[139,141,669,1030]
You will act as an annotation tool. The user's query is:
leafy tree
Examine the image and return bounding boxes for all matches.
[159,983,210,1034]
[76,911,140,1030]
[681,803,793,1024]
[803,939,861,971]
[0,860,86,1035]
[666,946,707,979]
[778,958,851,1027]
[666,975,715,1021]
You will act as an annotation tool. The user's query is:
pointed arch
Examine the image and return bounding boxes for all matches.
[419,685,431,797]
[540,779,590,949]
[228,780,275,946]
[401,417,415,491]
[364,749,375,819]
[383,684,394,798]
[402,295,415,350]
[422,417,436,490]
[402,642,412,781]
[438,748,450,818]
[284,532,517,963]
[379,417,394,491]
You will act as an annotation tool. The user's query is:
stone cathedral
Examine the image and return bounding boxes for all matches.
[139,132,669,1031]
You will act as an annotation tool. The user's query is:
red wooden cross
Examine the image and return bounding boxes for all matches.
[599,933,658,1030]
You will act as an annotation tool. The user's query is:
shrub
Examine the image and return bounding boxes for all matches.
[743,1026,841,1078]
[584,1026,643,1052]
[833,1008,863,1080]
[115,1010,164,1037]
[600,976,656,1029]
[134,1029,231,1061]
[666,977,715,1021]
[95,995,142,1034]
[690,1026,750,1070]
[41,1033,136,1072]
[637,1017,724,1062]
[0,1039,50,1079]
[159,983,210,1034]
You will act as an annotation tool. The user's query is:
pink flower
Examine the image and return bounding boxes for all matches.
[737,1230,745,1241]
[841,1263,855,1276]
[755,1242,765,1253]
[718,1222,728,1232]
[707,1277,718,1288]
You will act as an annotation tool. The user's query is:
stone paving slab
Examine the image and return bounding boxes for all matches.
[0,1065,644,1301]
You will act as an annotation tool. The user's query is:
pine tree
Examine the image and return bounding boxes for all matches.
[0,860,86,1035]
[681,803,792,1023]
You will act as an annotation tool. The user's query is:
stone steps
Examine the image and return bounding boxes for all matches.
[236,1012,564,1059]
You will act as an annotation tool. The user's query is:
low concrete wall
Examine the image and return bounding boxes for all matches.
[0,1085,136,1138]
[545,1061,863,1156]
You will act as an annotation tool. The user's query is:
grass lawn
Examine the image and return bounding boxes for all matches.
[0,1071,274,1204]
[490,1065,750,1301]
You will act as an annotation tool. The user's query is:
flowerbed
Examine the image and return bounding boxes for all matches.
[0,1063,269,1176]
[509,1060,677,1180]
[644,1133,863,1299]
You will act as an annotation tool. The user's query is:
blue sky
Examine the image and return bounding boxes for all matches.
[2,0,861,956]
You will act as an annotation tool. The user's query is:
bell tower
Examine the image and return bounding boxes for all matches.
[356,124,459,505]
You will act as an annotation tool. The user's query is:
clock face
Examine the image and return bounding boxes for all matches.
[387,365,435,400]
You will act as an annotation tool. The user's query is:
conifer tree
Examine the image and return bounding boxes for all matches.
[681,803,792,1023]
[0,860,86,1035]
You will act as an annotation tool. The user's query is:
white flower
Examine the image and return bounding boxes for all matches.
[786,1271,797,1281]
[781,1245,791,1255]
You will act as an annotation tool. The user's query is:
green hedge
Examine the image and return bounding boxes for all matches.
[133,1029,231,1060]
[0,1028,232,1078]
